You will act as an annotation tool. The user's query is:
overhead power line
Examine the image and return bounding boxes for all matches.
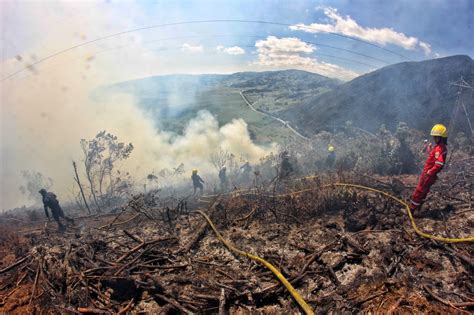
[2,19,408,81]
[98,43,380,68]
[143,34,391,65]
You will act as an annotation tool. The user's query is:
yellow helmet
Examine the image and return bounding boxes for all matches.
[430,124,448,138]
[192,169,198,174]
[328,145,335,152]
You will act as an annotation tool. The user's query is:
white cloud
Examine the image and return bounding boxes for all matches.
[255,36,316,54]
[216,45,246,55]
[290,7,433,55]
[253,36,359,80]
[419,42,432,55]
[181,43,204,53]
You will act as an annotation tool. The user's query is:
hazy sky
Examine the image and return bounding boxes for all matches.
[2,0,473,83]
[0,0,472,210]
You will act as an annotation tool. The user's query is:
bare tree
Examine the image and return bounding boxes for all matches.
[80,131,134,211]
[72,161,91,214]
[210,149,230,171]
[172,163,185,176]
[111,170,134,200]
[80,138,102,213]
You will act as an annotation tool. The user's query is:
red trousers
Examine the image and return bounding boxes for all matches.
[410,173,437,209]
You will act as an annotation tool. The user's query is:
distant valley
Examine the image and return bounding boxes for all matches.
[99,55,473,143]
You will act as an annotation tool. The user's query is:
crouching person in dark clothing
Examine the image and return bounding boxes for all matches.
[39,189,73,231]
[191,169,205,195]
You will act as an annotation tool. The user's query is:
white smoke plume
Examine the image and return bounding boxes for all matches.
[1,48,274,211]
[1,1,278,210]
[1,66,275,209]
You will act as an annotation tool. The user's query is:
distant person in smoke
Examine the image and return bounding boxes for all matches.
[240,161,252,183]
[421,139,433,157]
[218,166,228,192]
[280,151,294,178]
[39,189,74,231]
[326,145,336,169]
[191,169,205,195]
[409,124,448,212]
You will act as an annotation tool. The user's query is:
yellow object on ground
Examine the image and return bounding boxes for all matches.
[328,183,473,243]
[267,181,473,243]
[430,124,448,138]
[328,145,335,152]
[196,181,472,312]
[202,181,473,243]
[195,210,315,315]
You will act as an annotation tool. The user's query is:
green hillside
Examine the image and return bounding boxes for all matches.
[154,87,296,143]
[99,70,341,143]
[282,55,474,135]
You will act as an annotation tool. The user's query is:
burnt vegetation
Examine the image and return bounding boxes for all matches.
[2,57,474,314]
[1,130,473,313]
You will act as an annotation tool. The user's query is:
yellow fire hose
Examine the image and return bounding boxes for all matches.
[330,183,474,243]
[269,183,474,243]
[202,181,473,243]
[195,182,472,313]
[195,210,315,315]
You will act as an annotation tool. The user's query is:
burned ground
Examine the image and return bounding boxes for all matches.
[0,164,473,314]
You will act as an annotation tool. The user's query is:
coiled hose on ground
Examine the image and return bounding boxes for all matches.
[196,182,473,314]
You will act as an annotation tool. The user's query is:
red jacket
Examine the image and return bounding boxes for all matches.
[422,143,447,176]
[422,142,433,155]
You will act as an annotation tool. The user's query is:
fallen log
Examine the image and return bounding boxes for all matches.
[117,237,176,263]
[423,285,473,313]
[77,307,109,314]
[28,262,41,306]
[117,298,134,315]
[219,289,226,315]
[123,230,143,243]
[192,293,220,301]
[133,264,188,270]
[155,293,194,315]
[182,207,216,253]
[0,255,31,275]
[343,234,368,254]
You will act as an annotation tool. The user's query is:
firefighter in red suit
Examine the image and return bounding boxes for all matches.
[410,124,448,211]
